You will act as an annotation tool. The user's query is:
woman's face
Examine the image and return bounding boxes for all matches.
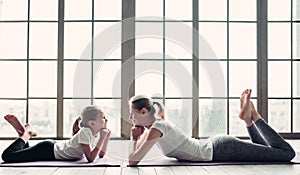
[129,105,154,126]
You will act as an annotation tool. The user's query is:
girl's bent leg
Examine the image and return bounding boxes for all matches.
[212,135,295,162]
[2,138,27,157]
[2,139,56,163]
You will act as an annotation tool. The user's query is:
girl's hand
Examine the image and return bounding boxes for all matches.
[100,128,111,138]
[131,126,145,141]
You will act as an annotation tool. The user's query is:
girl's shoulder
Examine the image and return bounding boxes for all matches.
[76,127,93,136]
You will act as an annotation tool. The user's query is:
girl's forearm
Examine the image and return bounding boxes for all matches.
[99,135,110,157]
[88,147,100,162]
[87,138,105,162]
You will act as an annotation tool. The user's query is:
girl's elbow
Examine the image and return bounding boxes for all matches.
[87,158,94,163]
[86,156,96,163]
[99,151,105,158]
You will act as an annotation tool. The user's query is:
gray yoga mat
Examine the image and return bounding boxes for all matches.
[0,140,299,167]
[133,154,300,167]
[0,157,121,167]
[0,140,125,167]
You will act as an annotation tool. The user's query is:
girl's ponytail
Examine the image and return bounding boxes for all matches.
[153,101,165,120]
[72,116,81,136]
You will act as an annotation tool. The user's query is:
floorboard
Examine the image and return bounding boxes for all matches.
[186,166,210,175]
[0,167,58,175]
[170,166,191,175]
[51,167,106,175]
[103,167,120,175]
[154,167,174,175]
[138,167,157,175]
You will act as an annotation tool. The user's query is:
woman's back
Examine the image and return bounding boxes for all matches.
[151,119,213,161]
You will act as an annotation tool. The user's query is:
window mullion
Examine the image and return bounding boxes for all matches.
[192,0,199,138]
[121,0,135,139]
[257,0,268,121]
[57,0,64,138]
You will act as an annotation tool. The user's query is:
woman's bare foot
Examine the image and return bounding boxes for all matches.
[239,89,253,127]
[250,101,262,123]
[4,114,26,136]
[24,124,37,137]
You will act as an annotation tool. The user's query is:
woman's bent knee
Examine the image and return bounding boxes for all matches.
[286,149,296,161]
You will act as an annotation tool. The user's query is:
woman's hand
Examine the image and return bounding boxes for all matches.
[131,126,145,141]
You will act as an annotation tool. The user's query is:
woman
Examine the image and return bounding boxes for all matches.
[128,89,296,165]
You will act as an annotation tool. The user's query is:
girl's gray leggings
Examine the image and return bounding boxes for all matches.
[212,119,296,162]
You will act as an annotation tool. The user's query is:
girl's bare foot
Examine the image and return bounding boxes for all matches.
[239,89,253,126]
[24,124,37,137]
[4,114,26,136]
[19,124,37,143]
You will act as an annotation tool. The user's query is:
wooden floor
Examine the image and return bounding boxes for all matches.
[1,164,300,175]
[0,140,300,175]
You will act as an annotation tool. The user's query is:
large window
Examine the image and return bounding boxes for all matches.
[63,0,121,137]
[135,0,194,135]
[198,0,257,137]
[0,0,59,137]
[0,0,299,139]
[0,0,122,138]
[267,0,300,133]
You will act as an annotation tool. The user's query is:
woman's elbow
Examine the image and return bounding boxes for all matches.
[128,154,140,166]
[129,160,139,166]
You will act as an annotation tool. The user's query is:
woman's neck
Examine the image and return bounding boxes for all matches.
[144,125,152,129]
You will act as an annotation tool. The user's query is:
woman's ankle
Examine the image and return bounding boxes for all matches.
[253,115,262,123]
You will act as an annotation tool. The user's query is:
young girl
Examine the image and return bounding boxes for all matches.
[2,106,111,163]
[128,89,296,165]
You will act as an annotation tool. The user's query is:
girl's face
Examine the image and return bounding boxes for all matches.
[92,111,108,130]
[129,105,153,126]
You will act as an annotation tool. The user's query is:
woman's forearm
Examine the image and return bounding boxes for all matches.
[128,137,140,165]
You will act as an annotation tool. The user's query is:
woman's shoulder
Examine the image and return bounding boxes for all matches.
[151,119,174,130]
[153,119,166,124]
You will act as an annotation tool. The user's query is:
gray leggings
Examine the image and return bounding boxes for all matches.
[212,119,296,162]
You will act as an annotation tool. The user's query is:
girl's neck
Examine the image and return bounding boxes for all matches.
[89,127,99,137]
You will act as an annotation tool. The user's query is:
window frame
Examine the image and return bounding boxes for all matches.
[1,0,300,139]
